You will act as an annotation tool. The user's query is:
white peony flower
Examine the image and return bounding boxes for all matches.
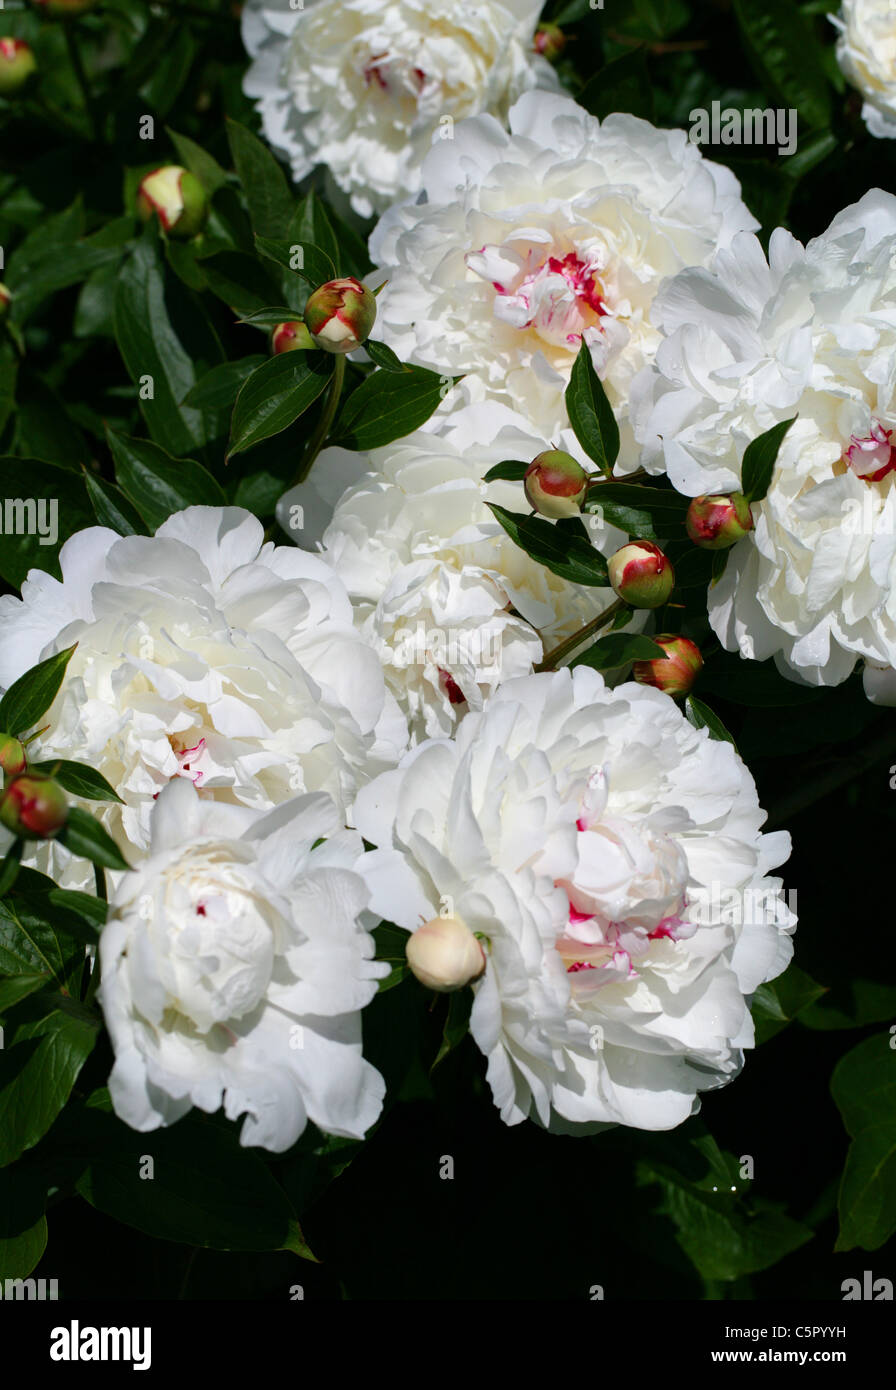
[100,778,387,1150]
[368,91,757,463]
[0,507,406,887]
[241,0,558,218]
[832,0,896,139]
[631,190,896,691]
[278,402,629,742]
[354,667,795,1132]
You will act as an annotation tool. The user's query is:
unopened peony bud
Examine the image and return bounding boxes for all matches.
[272,320,314,354]
[524,450,588,519]
[137,165,209,240]
[303,277,376,354]
[0,773,68,838]
[0,734,26,778]
[608,541,674,608]
[0,39,37,95]
[533,23,567,61]
[632,635,703,697]
[406,915,486,993]
[0,283,10,319]
[31,0,98,14]
[686,492,753,549]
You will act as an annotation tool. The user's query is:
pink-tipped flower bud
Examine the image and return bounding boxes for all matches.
[0,734,26,778]
[406,915,487,993]
[0,772,68,839]
[137,165,209,240]
[303,276,376,354]
[271,320,314,354]
[31,0,98,14]
[524,449,588,519]
[533,23,567,61]
[608,540,674,608]
[685,492,753,549]
[0,283,11,319]
[0,39,37,95]
[632,634,703,698]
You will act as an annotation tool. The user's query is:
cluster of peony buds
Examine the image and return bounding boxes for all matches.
[524,450,589,519]
[271,321,314,354]
[0,38,36,96]
[632,635,703,698]
[303,276,376,354]
[608,540,674,608]
[685,492,753,549]
[0,734,68,838]
[137,165,209,241]
[406,915,487,993]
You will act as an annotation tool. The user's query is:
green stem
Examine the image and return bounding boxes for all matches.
[289,354,345,491]
[94,863,107,902]
[63,22,98,143]
[535,597,626,672]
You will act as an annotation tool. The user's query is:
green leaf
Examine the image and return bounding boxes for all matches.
[0,645,77,740]
[83,471,148,537]
[750,963,826,1044]
[0,874,86,988]
[0,973,51,1015]
[373,921,412,993]
[685,696,737,748]
[330,366,459,452]
[431,989,473,1072]
[166,127,229,195]
[226,119,294,241]
[0,1165,47,1279]
[255,236,336,287]
[482,460,529,483]
[57,807,130,872]
[289,192,342,274]
[741,416,797,503]
[0,461,94,589]
[799,980,896,1032]
[585,482,689,544]
[831,1034,896,1251]
[235,308,301,330]
[227,351,333,459]
[114,230,210,455]
[201,251,286,316]
[0,362,16,438]
[365,340,408,373]
[571,632,668,671]
[58,1103,314,1256]
[638,1131,812,1280]
[31,760,123,804]
[182,356,267,413]
[0,1008,99,1166]
[732,0,832,131]
[106,428,226,531]
[565,344,619,476]
[579,47,655,123]
[487,504,609,587]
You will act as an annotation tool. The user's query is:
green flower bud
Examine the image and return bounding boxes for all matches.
[533,23,567,62]
[524,450,588,519]
[304,277,376,354]
[137,165,209,241]
[0,734,26,778]
[272,320,314,354]
[0,39,37,95]
[685,492,753,549]
[0,772,68,839]
[632,635,703,698]
[0,283,11,319]
[608,541,674,608]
